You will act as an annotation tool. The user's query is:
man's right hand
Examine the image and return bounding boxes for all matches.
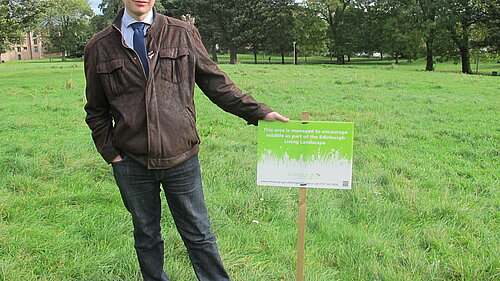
[263,112,289,122]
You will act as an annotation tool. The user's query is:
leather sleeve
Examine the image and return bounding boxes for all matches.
[190,26,273,125]
[83,43,120,163]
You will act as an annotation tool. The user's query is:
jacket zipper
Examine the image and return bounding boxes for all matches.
[112,25,148,80]
[112,23,152,165]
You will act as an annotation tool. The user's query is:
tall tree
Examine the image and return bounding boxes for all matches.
[441,0,493,74]
[339,1,376,62]
[0,0,46,54]
[473,0,500,56]
[161,0,223,62]
[88,0,123,33]
[264,0,295,64]
[413,0,444,71]
[244,0,273,64]
[162,0,265,64]
[43,0,93,60]
[292,4,328,62]
[352,0,385,59]
[98,0,123,23]
[377,0,422,64]
[306,0,353,64]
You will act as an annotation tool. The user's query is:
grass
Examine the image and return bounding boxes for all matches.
[0,58,499,280]
[209,53,500,76]
[26,53,500,76]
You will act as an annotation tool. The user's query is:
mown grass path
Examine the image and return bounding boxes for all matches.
[0,60,498,280]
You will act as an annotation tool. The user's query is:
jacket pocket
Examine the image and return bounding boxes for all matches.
[185,106,200,144]
[97,59,125,97]
[159,47,190,84]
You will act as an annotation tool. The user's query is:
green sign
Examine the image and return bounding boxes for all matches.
[257,120,354,189]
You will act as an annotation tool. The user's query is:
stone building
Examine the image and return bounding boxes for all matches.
[0,32,58,62]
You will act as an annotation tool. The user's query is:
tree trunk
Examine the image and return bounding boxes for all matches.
[229,48,238,64]
[380,52,383,60]
[211,43,218,63]
[449,25,472,74]
[253,51,258,64]
[281,53,285,64]
[347,55,351,63]
[425,40,434,71]
[459,26,472,74]
[337,55,345,64]
[459,47,472,74]
[395,52,399,64]
[305,56,307,64]
[425,30,434,71]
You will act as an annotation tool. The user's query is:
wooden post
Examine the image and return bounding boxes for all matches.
[296,112,309,281]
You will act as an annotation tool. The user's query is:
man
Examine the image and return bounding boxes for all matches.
[83,0,288,280]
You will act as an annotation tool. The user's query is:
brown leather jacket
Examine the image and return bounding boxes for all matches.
[84,9,273,169]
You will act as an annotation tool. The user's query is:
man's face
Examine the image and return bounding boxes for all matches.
[123,0,155,20]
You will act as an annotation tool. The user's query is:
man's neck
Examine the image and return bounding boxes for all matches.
[125,8,153,22]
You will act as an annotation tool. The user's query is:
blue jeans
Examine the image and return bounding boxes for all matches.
[112,154,230,281]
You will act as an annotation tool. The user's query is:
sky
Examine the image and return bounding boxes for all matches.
[90,0,102,15]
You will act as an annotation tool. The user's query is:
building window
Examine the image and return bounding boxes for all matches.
[34,39,38,45]
[34,46,39,52]
[23,46,28,50]
[17,47,21,52]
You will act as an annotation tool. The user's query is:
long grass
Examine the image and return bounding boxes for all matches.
[0,59,498,280]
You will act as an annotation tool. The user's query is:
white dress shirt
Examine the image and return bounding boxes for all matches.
[120,9,154,50]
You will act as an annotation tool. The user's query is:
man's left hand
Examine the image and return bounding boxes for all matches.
[263,112,289,122]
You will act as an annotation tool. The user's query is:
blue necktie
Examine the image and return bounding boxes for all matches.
[131,22,149,78]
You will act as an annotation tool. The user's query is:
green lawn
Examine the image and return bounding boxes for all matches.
[0,59,498,280]
[214,53,500,76]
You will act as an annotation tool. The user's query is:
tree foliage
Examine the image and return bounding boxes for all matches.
[305,0,354,63]
[263,0,295,63]
[0,0,46,53]
[292,4,328,61]
[43,0,93,60]
[161,0,224,61]
[162,0,294,64]
[4,0,498,72]
[437,0,497,73]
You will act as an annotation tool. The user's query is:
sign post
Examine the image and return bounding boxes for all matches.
[257,113,354,280]
[296,112,309,281]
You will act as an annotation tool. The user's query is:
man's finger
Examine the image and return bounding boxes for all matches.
[274,113,289,122]
[264,112,289,122]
